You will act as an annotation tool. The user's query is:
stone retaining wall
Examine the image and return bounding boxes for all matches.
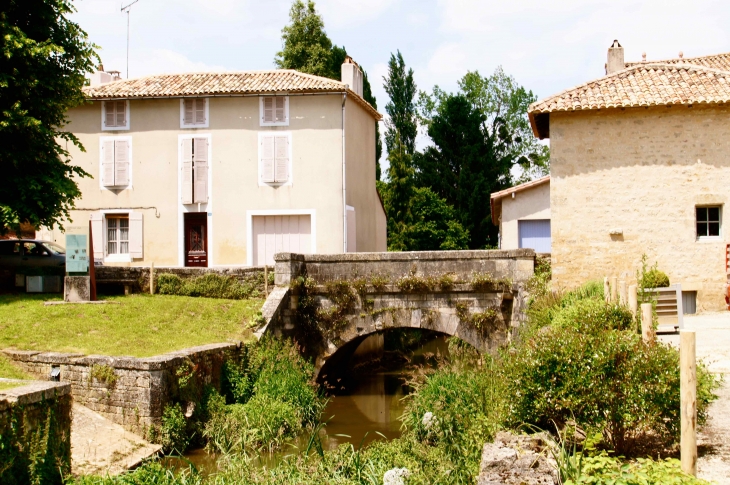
[95,265,271,295]
[3,343,239,436]
[0,379,72,483]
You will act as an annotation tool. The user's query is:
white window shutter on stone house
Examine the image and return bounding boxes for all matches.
[102,140,115,186]
[195,99,206,124]
[104,102,115,127]
[114,139,129,186]
[274,135,289,183]
[90,212,104,260]
[184,99,194,125]
[182,138,194,204]
[263,97,274,123]
[129,213,143,259]
[115,101,126,126]
[261,135,275,183]
[275,97,286,122]
[193,137,208,203]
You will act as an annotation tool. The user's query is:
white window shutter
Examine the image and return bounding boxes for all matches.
[275,96,286,122]
[195,99,206,124]
[116,101,126,127]
[104,102,115,127]
[114,139,129,186]
[261,135,275,183]
[90,212,104,261]
[263,97,274,123]
[274,135,289,183]
[183,99,194,125]
[102,140,116,186]
[182,138,194,204]
[129,213,143,259]
[193,138,208,203]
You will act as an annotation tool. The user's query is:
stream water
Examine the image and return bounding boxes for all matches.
[167,332,449,475]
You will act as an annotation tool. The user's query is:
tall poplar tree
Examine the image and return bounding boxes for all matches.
[383,51,418,155]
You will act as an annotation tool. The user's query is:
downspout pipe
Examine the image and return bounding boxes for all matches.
[342,91,347,253]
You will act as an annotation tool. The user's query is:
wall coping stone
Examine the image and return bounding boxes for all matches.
[0,379,71,410]
[274,249,535,263]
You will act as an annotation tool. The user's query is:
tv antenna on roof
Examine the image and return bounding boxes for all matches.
[121,0,141,79]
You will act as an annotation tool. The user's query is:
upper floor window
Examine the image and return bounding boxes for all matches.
[258,132,291,186]
[102,100,129,130]
[696,206,721,239]
[181,98,208,128]
[260,96,289,126]
[181,136,209,204]
[100,137,132,188]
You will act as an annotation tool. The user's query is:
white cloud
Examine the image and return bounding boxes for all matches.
[318,0,399,29]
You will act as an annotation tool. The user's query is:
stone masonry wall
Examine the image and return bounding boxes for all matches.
[3,343,238,436]
[95,265,270,295]
[550,105,730,312]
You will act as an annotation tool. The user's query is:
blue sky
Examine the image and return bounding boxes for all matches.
[72,0,730,156]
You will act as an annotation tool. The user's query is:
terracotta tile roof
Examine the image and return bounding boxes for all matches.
[83,70,382,120]
[528,63,730,139]
[490,175,550,226]
[626,52,730,71]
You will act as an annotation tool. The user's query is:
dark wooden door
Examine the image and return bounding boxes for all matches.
[184,213,208,267]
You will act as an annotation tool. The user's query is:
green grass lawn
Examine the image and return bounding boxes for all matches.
[0,353,31,380]
[0,379,24,392]
[0,293,264,358]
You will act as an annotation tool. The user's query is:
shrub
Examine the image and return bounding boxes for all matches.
[637,254,670,290]
[551,297,634,333]
[502,325,717,455]
[564,452,712,485]
[159,403,189,453]
[157,273,261,299]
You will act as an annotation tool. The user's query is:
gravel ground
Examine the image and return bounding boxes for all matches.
[659,312,730,484]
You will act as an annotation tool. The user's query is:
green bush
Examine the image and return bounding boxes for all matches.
[641,268,670,289]
[156,273,263,299]
[525,280,605,332]
[159,403,189,454]
[551,297,634,333]
[564,453,711,485]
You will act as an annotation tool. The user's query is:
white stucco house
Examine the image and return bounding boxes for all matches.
[490,175,551,253]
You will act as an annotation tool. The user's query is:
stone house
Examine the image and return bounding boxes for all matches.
[528,41,730,311]
[43,59,386,267]
[490,175,551,252]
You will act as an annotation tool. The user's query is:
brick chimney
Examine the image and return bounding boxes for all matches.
[341,56,363,97]
[606,39,625,75]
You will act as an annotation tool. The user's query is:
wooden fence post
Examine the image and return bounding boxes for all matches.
[150,262,155,295]
[641,303,654,344]
[619,280,627,306]
[610,276,618,303]
[604,277,610,303]
[680,330,697,476]
[628,284,638,317]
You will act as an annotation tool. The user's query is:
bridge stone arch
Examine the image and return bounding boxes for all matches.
[255,250,535,376]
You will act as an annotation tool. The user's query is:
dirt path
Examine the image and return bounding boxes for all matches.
[659,312,730,483]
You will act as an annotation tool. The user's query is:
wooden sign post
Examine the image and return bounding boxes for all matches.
[680,330,697,476]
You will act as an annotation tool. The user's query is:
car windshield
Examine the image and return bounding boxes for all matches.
[44,242,66,255]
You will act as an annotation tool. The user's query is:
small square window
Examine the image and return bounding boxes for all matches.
[260,96,289,126]
[696,206,721,238]
[102,100,129,131]
[180,98,209,128]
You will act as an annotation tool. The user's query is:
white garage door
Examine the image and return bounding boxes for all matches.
[252,215,311,266]
[518,219,551,253]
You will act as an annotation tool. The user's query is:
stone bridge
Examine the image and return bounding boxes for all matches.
[256,250,536,377]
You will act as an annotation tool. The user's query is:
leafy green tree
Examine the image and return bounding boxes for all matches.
[383,51,418,156]
[405,187,470,250]
[381,135,414,251]
[0,0,98,234]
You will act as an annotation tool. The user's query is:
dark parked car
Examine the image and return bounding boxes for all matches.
[0,239,66,273]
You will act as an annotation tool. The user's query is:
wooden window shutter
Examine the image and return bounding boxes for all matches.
[129,213,143,259]
[102,140,116,186]
[115,101,126,127]
[261,135,275,183]
[275,96,286,122]
[263,97,274,123]
[274,135,289,182]
[104,102,115,127]
[181,138,194,204]
[90,212,104,260]
[193,138,208,203]
[195,99,206,124]
[183,99,194,125]
[114,139,129,186]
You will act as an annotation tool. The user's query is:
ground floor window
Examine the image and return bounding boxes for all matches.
[696,206,721,239]
[106,215,129,255]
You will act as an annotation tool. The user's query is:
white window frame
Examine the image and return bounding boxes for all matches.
[98,136,133,190]
[180,98,209,129]
[101,209,133,263]
[101,100,130,131]
[259,95,289,126]
[245,209,317,266]
[258,131,293,187]
[696,205,722,241]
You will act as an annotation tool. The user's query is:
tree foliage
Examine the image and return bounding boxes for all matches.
[0,0,98,233]
[383,51,418,156]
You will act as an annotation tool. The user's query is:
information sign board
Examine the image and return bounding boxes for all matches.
[66,234,89,273]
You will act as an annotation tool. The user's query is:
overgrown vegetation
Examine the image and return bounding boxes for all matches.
[88,364,118,387]
[156,272,271,300]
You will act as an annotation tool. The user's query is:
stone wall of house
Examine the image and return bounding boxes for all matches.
[3,343,238,437]
[0,380,72,483]
[95,265,271,295]
[550,104,730,312]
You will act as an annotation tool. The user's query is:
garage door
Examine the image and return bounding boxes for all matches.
[252,215,311,266]
[518,219,551,253]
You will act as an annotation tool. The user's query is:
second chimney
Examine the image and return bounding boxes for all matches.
[341,56,363,98]
[606,39,625,75]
